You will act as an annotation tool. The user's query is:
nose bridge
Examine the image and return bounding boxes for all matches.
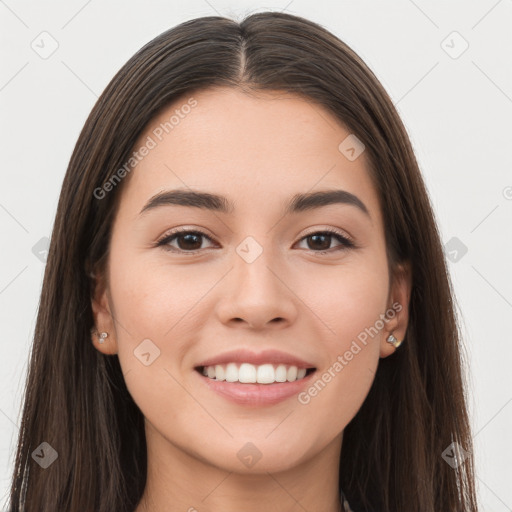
[232,233,284,296]
[215,234,297,329]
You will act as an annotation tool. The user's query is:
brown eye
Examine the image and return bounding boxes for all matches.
[307,233,332,251]
[174,232,203,250]
[297,230,354,252]
[157,229,215,253]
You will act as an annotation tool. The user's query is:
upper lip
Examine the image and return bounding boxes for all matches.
[195,349,316,369]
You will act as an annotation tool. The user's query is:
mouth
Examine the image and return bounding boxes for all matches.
[193,349,318,405]
[195,363,317,384]
[194,363,317,406]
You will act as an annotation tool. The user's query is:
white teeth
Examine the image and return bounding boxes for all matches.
[257,364,275,384]
[225,362,238,382]
[215,364,225,381]
[200,363,312,384]
[239,363,257,383]
[275,364,288,382]
[286,366,297,382]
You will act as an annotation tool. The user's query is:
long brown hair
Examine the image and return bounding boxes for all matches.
[8,12,478,511]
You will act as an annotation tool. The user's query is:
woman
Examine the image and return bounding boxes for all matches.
[8,11,478,512]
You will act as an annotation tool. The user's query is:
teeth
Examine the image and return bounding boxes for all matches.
[215,364,225,381]
[275,364,287,382]
[200,363,310,384]
[257,364,274,384]
[226,363,238,382]
[287,365,297,381]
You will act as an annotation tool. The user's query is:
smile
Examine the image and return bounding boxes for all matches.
[198,363,315,384]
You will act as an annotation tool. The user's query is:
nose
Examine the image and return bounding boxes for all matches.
[214,241,299,331]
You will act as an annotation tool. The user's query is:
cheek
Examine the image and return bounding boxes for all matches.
[293,255,388,409]
[108,243,210,339]
[295,271,386,428]
[297,256,389,348]
[106,250,197,423]
[106,245,219,400]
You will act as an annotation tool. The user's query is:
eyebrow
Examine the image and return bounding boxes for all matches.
[139,188,370,218]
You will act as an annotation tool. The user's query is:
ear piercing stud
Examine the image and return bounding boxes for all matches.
[386,333,403,349]
[92,330,109,344]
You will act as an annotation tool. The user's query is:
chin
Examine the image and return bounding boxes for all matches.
[195,438,313,474]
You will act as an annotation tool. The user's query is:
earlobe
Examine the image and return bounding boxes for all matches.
[380,261,412,358]
[90,271,118,355]
[385,333,403,349]
[90,329,118,355]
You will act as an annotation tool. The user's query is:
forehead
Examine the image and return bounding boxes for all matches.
[120,86,381,224]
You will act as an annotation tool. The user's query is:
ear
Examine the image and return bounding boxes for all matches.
[90,268,118,355]
[380,261,412,358]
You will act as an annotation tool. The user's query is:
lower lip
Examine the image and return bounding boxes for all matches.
[196,370,316,406]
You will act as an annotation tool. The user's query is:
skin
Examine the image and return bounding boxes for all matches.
[91,87,412,512]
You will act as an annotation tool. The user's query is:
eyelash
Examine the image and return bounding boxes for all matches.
[156,227,356,255]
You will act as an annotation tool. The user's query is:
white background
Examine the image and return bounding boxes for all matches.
[1,0,511,510]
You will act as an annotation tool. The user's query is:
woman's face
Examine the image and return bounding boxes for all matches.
[93,86,410,474]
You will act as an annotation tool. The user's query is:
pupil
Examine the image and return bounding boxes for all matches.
[309,234,330,251]
[179,233,201,250]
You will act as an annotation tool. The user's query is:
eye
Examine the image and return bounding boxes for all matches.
[156,228,216,253]
[295,229,355,252]
[156,227,355,254]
